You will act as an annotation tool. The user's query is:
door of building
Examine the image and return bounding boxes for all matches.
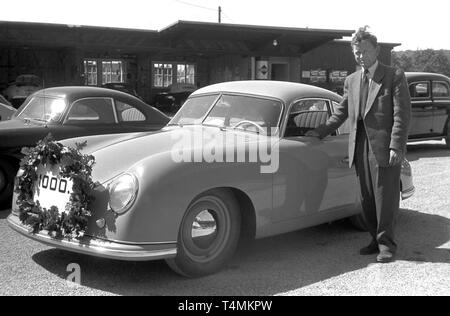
[271,63,289,81]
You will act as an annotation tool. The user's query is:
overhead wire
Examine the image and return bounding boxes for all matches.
[173,0,217,12]
[172,0,235,23]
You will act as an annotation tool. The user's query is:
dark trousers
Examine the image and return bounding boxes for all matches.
[354,120,401,253]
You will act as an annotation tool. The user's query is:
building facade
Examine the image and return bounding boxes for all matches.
[0,20,399,105]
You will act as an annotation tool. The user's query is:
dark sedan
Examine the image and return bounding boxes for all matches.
[0,86,169,208]
[406,72,450,147]
[154,83,196,113]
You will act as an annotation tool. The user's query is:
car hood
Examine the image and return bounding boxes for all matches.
[0,118,51,148]
[61,126,274,184]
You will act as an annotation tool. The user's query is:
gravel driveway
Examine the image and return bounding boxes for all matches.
[0,140,449,296]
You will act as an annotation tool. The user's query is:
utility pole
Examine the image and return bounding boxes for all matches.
[218,6,222,23]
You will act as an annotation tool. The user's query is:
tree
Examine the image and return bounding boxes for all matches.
[392,49,450,77]
[392,53,414,71]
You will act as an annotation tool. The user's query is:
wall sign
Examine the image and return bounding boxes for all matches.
[256,60,269,80]
[329,70,348,83]
[307,69,327,83]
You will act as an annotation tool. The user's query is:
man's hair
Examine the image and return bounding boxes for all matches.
[351,26,378,48]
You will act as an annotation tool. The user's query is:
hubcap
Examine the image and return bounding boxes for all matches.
[191,210,218,249]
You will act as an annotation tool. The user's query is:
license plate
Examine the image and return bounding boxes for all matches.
[33,165,73,212]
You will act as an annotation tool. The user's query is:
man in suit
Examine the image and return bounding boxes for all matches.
[306,27,411,263]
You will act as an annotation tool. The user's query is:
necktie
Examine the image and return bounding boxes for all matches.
[360,69,369,119]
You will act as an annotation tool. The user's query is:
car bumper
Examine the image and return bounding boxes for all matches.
[7,214,177,261]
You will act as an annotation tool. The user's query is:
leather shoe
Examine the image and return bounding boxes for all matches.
[376,250,395,263]
[359,241,379,255]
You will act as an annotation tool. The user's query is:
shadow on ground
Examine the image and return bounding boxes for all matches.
[0,209,10,219]
[32,208,449,296]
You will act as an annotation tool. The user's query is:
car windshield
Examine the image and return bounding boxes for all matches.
[169,94,283,133]
[169,94,219,125]
[17,95,67,122]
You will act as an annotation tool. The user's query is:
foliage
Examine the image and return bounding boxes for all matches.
[15,134,96,239]
[392,49,450,76]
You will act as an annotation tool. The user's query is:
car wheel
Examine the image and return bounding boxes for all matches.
[0,159,16,210]
[166,189,241,277]
[349,213,367,231]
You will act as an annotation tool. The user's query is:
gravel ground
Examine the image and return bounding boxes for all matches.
[0,140,448,296]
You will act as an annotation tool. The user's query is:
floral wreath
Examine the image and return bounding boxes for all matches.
[15,134,96,239]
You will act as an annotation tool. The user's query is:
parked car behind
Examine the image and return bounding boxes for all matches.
[2,74,42,109]
[0,95,16,121]
[0,86,169,208]
[154,83,196,112]
[406,72,450,147]
[8,81,415,277]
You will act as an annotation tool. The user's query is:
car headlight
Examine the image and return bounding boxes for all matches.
[108,173,138,214]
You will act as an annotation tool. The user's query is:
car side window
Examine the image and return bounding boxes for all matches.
[409,82,430,98]
[285,99,330,137]
[66,98,115,124]
[432,81,450,98]
[115,100,146,122]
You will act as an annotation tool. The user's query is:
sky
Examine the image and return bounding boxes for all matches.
[0,0,448,51]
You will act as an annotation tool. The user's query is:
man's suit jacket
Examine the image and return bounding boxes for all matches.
[316,62,411,167]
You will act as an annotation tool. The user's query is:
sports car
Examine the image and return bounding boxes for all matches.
[0,86,169,208]
[7,81,414,277]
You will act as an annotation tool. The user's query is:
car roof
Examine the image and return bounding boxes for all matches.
[405,72,450,82]
[191,80,342,104]
[32,86,141,101]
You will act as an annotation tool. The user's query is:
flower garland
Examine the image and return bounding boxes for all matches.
[15,134,96,239]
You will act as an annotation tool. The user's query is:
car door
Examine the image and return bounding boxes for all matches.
[408,81,434,137]
[431,80,450,136]
[272,98,358,227]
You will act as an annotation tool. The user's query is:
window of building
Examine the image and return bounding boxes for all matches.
[153,62,195,87]
[83,59,125,86]
[102,60,124,84]
[177,64,196,84]
[84,60,98,86]
[153,63,173,88]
